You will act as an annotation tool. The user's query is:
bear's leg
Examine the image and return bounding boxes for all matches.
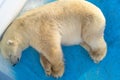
[82,35,107,63]
[39,33,64,78]
[80,41,91,53]
[81,21,107,63]
[40,54,52,76]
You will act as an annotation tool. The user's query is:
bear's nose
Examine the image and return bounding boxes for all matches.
[13,63,16,66]
[12,58,19,66]
[17,58,20,62]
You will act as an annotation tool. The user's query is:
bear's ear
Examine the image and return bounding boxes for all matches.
[7,40,14,45]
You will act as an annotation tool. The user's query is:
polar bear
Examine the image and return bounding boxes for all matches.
[0,0,107,78]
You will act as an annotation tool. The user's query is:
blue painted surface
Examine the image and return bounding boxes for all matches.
[14,0,120,80]
[0,71,13,80]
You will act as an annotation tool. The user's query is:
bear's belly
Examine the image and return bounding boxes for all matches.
[61,31,82,46]
[61,20,82,46]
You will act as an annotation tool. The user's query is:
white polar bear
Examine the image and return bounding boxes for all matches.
[0,0,107,78]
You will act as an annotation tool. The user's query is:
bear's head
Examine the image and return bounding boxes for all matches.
[0,32,27,66]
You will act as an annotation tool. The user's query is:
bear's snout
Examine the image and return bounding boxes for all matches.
[9,54,20,66]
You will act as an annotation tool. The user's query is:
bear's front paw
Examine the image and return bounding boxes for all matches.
[43,62,65,78]
[51,61,64,78]
[44,61,64,78]
[44,63,52,76]
[41,56,64,78]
